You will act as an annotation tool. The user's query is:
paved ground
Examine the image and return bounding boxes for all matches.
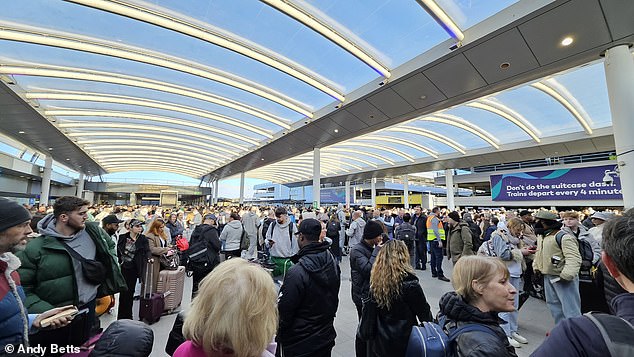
[102,255,553,356]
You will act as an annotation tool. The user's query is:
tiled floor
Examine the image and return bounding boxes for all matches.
[102,256,553,356]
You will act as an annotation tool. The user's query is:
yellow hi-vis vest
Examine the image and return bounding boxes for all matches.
[426,215,446,241]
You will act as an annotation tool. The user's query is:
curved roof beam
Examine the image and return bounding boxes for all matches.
[352,137,438,159]
[48,108,258,146]
[254,163,339,176]
[81,142,226,162]
[415,114,500,149]
[103,165,207,177]
[320,157,364,171]
[88,148,220,163]
[530,79,593,134]
[92,153,213,167]
[252,166,314,176]
[320,153,378,168]
[261,0,390,78]
[0,63,286,132]
[414,0,465,41]
[247,170,308,182]
[59,121,247,152]
[281,159,349,173]
[0,21,312,117]
[98,157,209,170]
[467,99,541,142]
[67,131,238,156]
[330,142,415,162]
[29,90,267,140]
[383,127,466,154]
[323,148,395,165]
[64,0,344,102]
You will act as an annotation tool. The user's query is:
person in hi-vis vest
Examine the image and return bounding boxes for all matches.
[426,207,450,282]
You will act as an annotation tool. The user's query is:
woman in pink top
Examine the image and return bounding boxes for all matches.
[173,258,278,357]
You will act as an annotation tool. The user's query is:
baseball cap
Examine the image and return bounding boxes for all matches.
[591,212,614,221]
[295,218,321,237]
[534,210,558,221]
[129,219,144,227]
[102,214,124,225]
[203,214,217,221]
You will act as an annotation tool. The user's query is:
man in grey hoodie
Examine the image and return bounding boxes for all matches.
[266,207,298,277]
[241,206,261,259]
[346,211,366,247]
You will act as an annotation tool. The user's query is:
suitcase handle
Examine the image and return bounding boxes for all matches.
[144,259,154,298]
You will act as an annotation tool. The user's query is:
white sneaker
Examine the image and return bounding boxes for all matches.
[508,337,521,348]
[512,332,528,344]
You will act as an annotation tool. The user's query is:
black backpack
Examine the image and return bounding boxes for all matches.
[185,226,215,272]
[326,221,340,238]
[555,231,596,282]
[396,223,416,248]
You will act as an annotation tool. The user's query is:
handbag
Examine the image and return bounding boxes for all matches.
[58,239,106,285]
[357,294,378,341]
[160,252,179,270]
[175,235,189,251]
[240,224,249,251]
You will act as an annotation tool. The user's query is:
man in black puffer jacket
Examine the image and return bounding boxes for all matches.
[277,218,341,357]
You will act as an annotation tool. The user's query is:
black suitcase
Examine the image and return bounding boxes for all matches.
[139,260,164,324]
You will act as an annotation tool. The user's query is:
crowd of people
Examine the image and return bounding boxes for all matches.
[1,196,632,356]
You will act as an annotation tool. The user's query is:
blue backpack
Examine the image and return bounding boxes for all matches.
[405,320,497,357]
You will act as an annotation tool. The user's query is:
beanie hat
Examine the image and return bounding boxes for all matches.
[448,211,461,222]
[0,198,32,232]
[363,220,384,240]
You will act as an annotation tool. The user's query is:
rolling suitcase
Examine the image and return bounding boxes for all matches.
[139,260,164,324]
[157,265,185,313]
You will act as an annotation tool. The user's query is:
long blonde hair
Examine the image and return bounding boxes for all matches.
[370,240,414,309]
[452,255,509,303]
[183,259,278,357]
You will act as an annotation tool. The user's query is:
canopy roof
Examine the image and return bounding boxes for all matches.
[0,0,631,182]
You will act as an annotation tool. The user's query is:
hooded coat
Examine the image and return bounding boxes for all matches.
[91,319,154,357]
[219,220,244,251]
[448,221,474,264]
[438,292,517,357]
[277,241,341,357]
[0,252,32,350]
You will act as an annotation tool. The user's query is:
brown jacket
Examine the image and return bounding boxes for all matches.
[146,232,170,293]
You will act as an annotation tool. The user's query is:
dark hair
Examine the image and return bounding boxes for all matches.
[602,211,634,283]
[230,213,241,221]
[403,213,411,223]
[53,196,90,219]
[432,207,440,214]
[491,217,499,225]
[275,207,287,217]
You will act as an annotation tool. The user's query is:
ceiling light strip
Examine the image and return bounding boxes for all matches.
[63,0,343,102]
[331,142,415,162]
[352,137,438,159]
[530,80,593,134]
[68,131,238,156]
[467,100,541,142]
[261,0,390,78]
[417,115,500,149]
[49,108,257,146]
[0,63,284,132]
[415,0,465,41]
[0,22,312,117]
[29,90,264,141]
[59,122,247,152]
[82,142,226,161]
[385,127,466,154]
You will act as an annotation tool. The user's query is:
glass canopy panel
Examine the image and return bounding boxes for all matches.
[443,105,531,144]
[494,86,582,137]
[440,0,519,29]
[408,121,490,150]
[553,61,612,130]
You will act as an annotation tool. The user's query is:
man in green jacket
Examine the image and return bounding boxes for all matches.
[17,196,126,351]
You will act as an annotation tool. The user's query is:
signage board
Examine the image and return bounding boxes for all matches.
[490,165,622,201]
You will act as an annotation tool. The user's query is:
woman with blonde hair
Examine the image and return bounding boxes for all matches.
[173,259,278,357]
[146,218,176,293]
[368,240,432,357]
[438,255,518,356]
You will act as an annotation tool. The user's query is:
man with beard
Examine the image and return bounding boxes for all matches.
[0,198,74,352]
[101,214,124,244]
[17,196,125,352]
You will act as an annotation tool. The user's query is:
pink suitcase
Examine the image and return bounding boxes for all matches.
[157,266,185,313]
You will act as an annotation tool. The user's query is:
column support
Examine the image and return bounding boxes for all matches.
[40,156,53,206]
[76,173,85,198]
[371,178,376,208]
[239,173,245,205]
[313,148,320,209]
[403,175,410,209]
[445,168,455,211]
[604,45,634,209]
[345,180,351,208]
[214,179,219,205]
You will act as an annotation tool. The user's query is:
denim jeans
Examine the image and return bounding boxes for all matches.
[543,274,581,324]
[500,276,521,336]
[430,240,445,277]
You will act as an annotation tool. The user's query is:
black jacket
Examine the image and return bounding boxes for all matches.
[116,232,151,276]
[91,319,154,357]
[439,292,517,357]
[277,242,341,357]
[412,213,427,241]
[350,241,380,306]
[372,273,433,357]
